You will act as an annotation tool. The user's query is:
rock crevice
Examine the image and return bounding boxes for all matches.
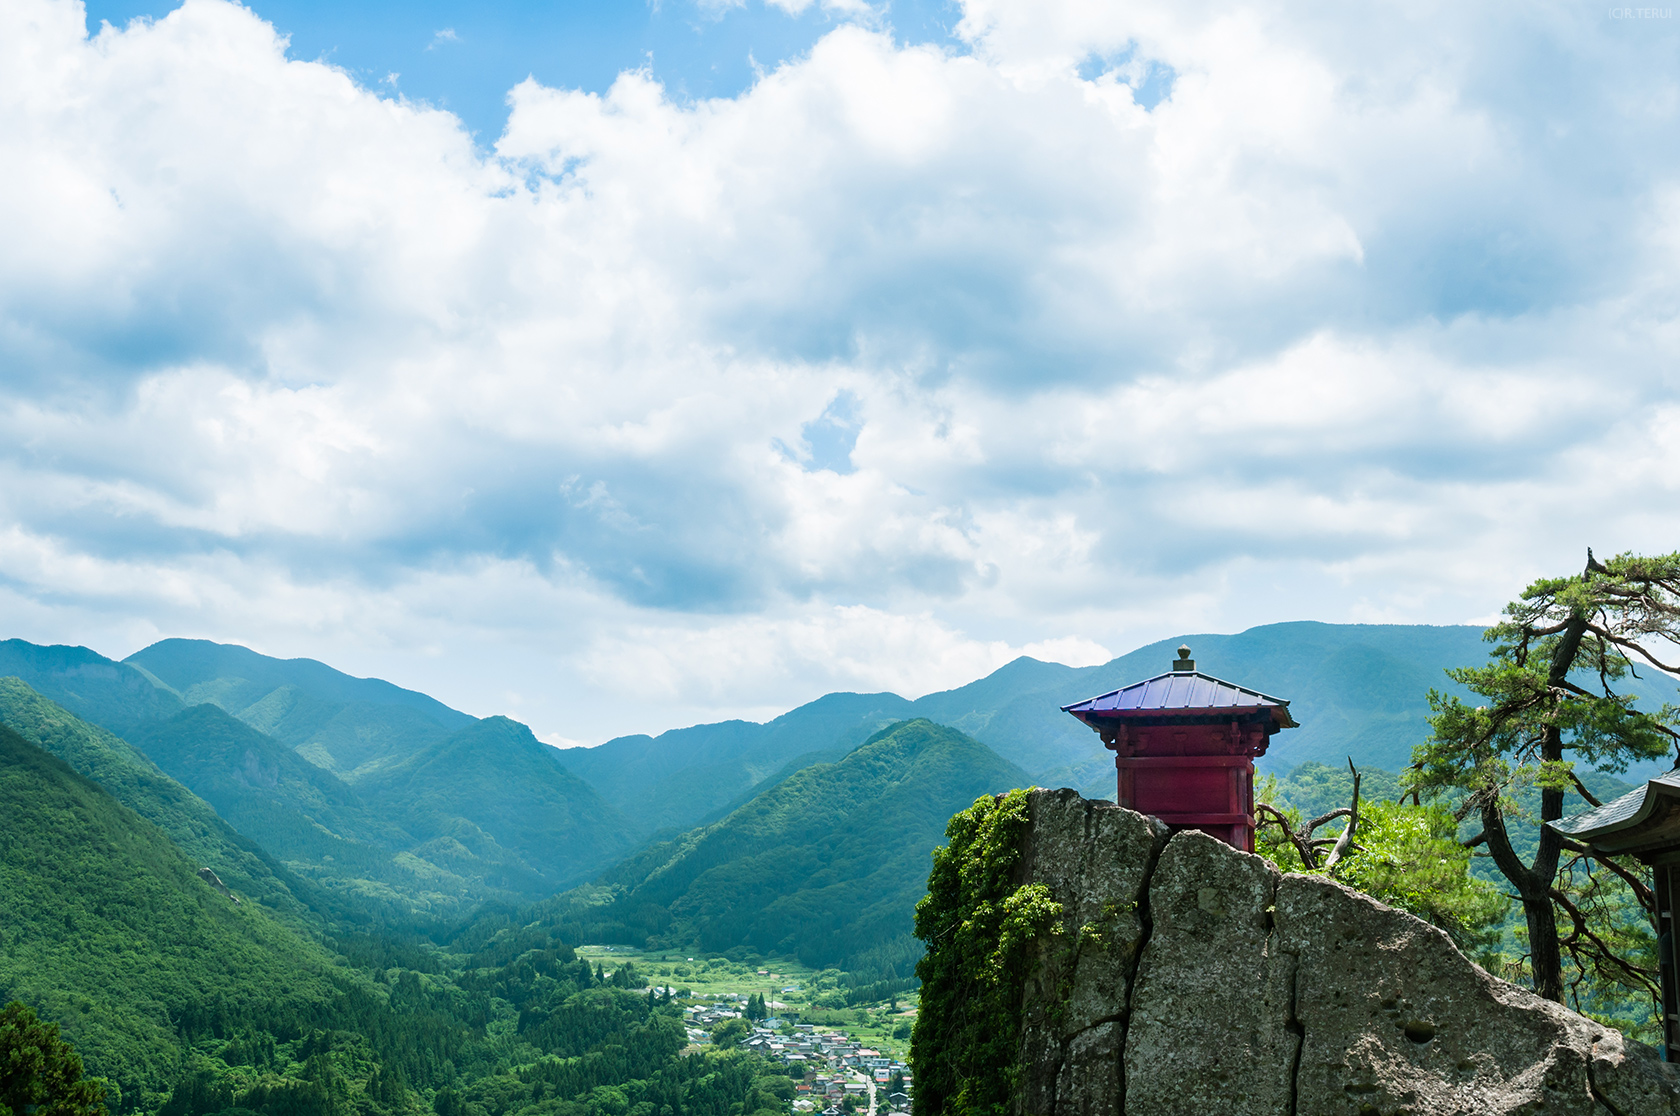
[1012,788,1680,1116]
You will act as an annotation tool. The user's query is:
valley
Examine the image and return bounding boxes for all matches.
[2,620,1676,1116]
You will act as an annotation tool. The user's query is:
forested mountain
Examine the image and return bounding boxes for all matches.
[124,639,475,779]
[559,692,915,840]
[536,719,1028,975]
[358,716,635,893]
[123,706,634,914]
[0,678,321,927]
[0,639,185,731]
[0,723,344,1110]
[0,639,637,915]
[120,705,447,918]
[120,640,638,889]
[0,718,790,1116]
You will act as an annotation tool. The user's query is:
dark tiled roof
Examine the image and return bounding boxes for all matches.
[1551,770,1680,839]
[1062,671,1298,728]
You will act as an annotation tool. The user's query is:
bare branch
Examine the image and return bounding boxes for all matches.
[1550,886,1660,998]
[1581,624,1680,674]
[1255,803,1319,870]
[1555,839,1656,910]
[1554,678,1597,700]
[1322,758,1362,875]
[1301,808,1352,834]
[1462,830,1487,849]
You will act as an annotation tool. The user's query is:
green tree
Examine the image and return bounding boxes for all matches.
[1409,550,1680,1002]
[1257,773,1506,957]
[0,1001,108,1116]
[710,1019,751,1049]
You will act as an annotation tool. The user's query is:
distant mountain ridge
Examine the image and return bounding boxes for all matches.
[5,620,1676,935]
[559,692,917,840]
[125,638,475,779]
[534,718,1029,972]
[557,623,1509,831]
[0,638,186,729]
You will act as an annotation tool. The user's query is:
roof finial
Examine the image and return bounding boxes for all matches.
[1173,645,1195,673]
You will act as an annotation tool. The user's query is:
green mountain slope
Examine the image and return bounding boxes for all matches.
[124,705,411,858]
[123,705,635,912]
[124,639,474,779]
[0,678,320,927]
[120,705,490,917]
[0,640,183,731]
[560,692,915,839]
[545,719,1029,971]
[0,723,343,1109]
[362,716,636,892]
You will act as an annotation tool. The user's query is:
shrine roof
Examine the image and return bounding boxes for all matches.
[1550,769,1680,851]
[1062,670,1299,729]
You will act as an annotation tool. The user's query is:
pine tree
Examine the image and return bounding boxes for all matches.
[0,1001,108,1116]
[1411,550,1680,1001]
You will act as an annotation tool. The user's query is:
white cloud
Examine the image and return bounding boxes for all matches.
[0,0,1677,743]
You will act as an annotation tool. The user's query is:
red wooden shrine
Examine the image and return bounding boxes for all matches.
[1062,645,1297,852]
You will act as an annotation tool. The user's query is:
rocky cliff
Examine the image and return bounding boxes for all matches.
[991,788,1680,1115]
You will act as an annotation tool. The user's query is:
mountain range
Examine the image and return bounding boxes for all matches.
[7,621,1677,907]
[5,618,1678,1111]
[560,621,1680,835]
[0,638,634,918]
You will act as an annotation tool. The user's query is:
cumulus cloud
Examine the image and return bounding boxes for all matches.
[0,0,1677,740]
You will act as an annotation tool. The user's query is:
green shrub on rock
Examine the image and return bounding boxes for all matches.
[910,789,1058,1116]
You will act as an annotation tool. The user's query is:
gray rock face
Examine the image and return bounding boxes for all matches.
[1275,868,1665,1115]
[197,865,239,902]
[1123,830,1298,1116]
[1015,788,1166,1116]
[1008,793,1680,1116]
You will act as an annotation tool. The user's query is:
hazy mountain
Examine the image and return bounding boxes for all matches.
[903,622,1498,786]
[0,678,322,927]
[0,638,184,731]
[125,638,474,779]
[0,723,342,1107]
[0,637,637,916]
[1028,622,1680,795]
[560,692,916,840]
[561,621,1680,825]
[540,719,1029,971]
[123,706,636,913]
[360,716,636,893]
[124,704,415,871]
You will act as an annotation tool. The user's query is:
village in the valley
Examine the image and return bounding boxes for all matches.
[684,996,912,1116]
[580,948,915,1116]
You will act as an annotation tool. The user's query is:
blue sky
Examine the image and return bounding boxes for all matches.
[84,0,967,140]
[2,0,1679,744]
